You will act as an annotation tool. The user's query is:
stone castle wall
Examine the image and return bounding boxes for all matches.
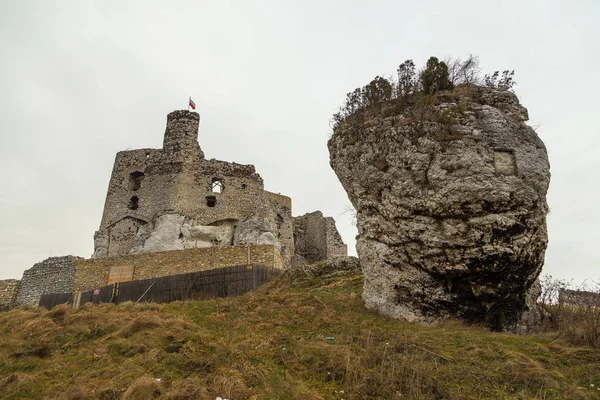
[292,211,347,265]
[93,110,295,267]
[324,217,348,259]
[265,191,294,265]
[75,244,281,293]
[0,279,20,310]
[14,256,79,307]
[2,110,349,310]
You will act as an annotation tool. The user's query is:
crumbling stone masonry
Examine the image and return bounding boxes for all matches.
[292,211,348,266]
[93,110,295,265]
[92,110,347,270]
[3,110,349,311]
[75,244,282,293]
[0,280,19,311]
[14,256,80,307]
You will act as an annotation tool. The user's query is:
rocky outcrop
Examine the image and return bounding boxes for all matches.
[516,279,548,334]
[328,86,550,331]
[123,213,281,256]
[235,216,281,252]
[130,214,234,254]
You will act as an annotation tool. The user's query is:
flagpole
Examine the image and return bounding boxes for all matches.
[188,96,190,111]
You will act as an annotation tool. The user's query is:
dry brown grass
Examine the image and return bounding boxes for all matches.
[122,377,163,400]
[0,373,36,391]
[0,273,599,399]
[541,277,600,348]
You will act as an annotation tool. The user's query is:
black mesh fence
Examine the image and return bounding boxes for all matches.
[38,292,73,309]
[38,264,280,309]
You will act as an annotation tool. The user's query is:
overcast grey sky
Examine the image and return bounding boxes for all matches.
[1,0,598,284]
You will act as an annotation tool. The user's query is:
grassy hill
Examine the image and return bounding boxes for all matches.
[1,269,599,400]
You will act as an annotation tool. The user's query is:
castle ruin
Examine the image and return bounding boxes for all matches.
[1,110,347,308]
[92,110,296,265]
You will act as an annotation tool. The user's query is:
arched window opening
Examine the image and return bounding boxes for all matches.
[206,196,217,207]
[128,196,139,210]
[275,214,284,230]
[129,171,145,191]
[211,178,224,193]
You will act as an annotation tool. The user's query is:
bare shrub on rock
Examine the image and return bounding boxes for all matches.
[445,54,483,85]
[485,70,516,91]
[331,55,517,130]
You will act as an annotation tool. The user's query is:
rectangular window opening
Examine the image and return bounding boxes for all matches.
[206,196,217,207]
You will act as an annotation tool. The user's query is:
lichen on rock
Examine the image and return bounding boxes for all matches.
[328,85,550,332]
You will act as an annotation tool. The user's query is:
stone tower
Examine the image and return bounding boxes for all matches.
[92,110,294,264]
[91,109,348,269]
[162,110,204,158]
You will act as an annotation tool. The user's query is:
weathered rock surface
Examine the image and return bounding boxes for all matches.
[328,86,550,331]
[516,278,548,334]
[235,216,281,252]
[126,213,281,255]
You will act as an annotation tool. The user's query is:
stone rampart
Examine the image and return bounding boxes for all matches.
[14,256,79,307]
[75,244,281,292]
[324,217,348,258]
[292,211,348,265]
[93,110,295,267]
[0,279,19,310]
[265,191,294,266]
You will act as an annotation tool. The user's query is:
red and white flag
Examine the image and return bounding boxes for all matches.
[188,97,196,110]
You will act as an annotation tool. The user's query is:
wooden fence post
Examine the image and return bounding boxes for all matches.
[72,292,82,309]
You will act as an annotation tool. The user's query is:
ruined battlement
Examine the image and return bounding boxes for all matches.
[2,108,349,310]
[203,159,263,182]
[167,109,201,123]
[293,211,348,265]
[163,110,202,156]
[265,191,292,210]
[93,110,298,265]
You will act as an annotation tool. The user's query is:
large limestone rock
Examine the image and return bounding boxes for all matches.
[92,231,109,258]
[127,213,281,255]
[235,216,282,252]
[328,86,550,331]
